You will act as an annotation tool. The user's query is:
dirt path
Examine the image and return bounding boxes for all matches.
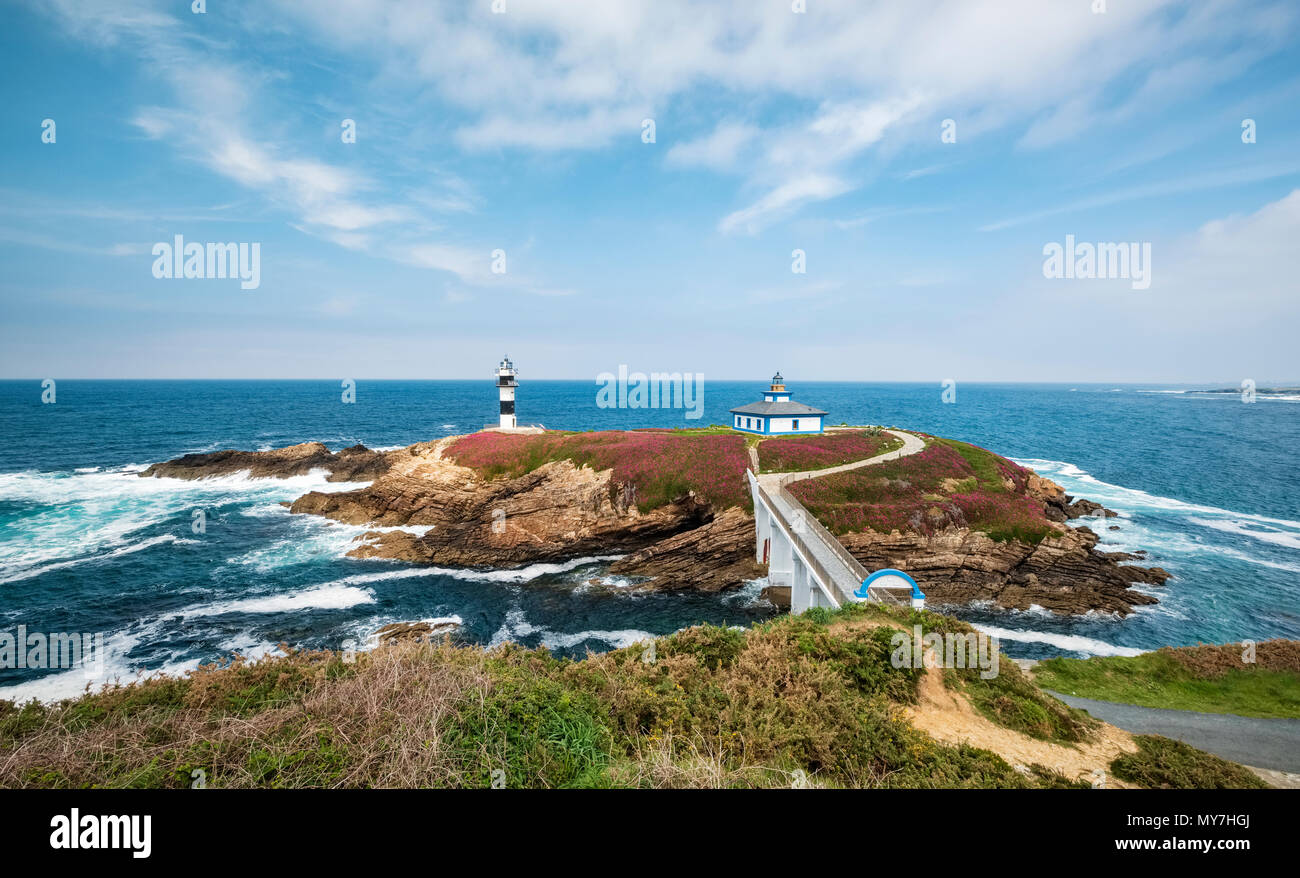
[907,663,1141,788]
[829,618,1141,787]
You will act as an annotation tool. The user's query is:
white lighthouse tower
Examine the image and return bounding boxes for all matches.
[496,355,518,429]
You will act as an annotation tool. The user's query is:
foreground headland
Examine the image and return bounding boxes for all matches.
[0,599,1276,788]
[139,427,1170,615]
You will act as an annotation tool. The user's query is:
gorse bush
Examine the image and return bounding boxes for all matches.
[1110,735,1269,789]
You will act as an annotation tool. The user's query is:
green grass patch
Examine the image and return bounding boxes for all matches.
[931,438,1006,489]
[1034,649,1300,719]
[788,438,1054,543]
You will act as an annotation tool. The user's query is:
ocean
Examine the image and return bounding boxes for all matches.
[1,379,1297,701]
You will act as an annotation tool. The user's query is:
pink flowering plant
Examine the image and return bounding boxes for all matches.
[447,430,752,512]
[789,438,1053,543]
[757,429,902,473]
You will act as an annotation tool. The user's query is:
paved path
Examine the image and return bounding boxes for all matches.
[1047,691,1300,773]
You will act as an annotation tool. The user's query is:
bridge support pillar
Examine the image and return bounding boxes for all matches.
[768,524,793,596]
[791,555,811,615]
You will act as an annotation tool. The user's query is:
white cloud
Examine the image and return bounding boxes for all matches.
[455,106,645,152]
[266,0,1288,152]
[665,122,759,171]
[1165,187,1300,306]
[397,243,491,285]
[973,189,1300,381]
[0,227,148,256]
[38,0,508,291]
[34,0,1300,253]
[901,163,951,182]
[980,161,1300,232]
[265,0,1291,230]
[719,174,850,235]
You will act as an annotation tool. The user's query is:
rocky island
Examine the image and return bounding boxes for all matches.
[140,426,1169,616]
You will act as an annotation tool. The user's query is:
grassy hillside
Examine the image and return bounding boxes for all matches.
[446,429,752,512]
[1034,641,1300,719]
[0,604,1265,788]
[756,428,902,473]
[787,437,1055,543]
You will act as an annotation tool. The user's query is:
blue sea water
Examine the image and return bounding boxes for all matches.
[1,379,1297,701]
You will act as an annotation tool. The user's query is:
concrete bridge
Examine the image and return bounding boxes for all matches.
[747,429,928,613]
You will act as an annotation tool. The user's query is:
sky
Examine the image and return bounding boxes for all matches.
[0,0,1297,383]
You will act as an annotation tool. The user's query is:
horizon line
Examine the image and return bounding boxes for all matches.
[1,378,1291,387]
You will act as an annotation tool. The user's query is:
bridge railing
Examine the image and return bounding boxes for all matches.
[749,472,911,608]
[778,483,912,607]
[751,478,841,601]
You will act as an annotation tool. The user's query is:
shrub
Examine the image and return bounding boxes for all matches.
[1110,735,1270,789]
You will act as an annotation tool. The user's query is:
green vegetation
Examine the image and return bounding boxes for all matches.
[755,428,902,473]
[1034,641,1300,719]
[1110,735,1270,789]
[446,429,753,512]
[0,605,1262,788]
[789,437,1055,543]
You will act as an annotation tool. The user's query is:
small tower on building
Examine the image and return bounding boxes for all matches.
[496,355,518,429]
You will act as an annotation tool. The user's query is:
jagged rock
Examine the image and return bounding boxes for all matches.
[837,525,1169,616]
[761,586,792,610]
[316,453,717,568]
[609,506,764,592]
[138,441,396,482]
[1066,497,1116,519]
[1028,473,1119,521]
[375,620,460,645]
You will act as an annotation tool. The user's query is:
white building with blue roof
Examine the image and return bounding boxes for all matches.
[730,372,827,436]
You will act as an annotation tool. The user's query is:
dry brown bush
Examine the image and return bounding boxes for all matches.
[1159,640,1300,678]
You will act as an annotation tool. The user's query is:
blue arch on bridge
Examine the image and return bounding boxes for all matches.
[855,568,925,601]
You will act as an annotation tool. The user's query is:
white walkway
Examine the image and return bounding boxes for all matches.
[749,429,927,611]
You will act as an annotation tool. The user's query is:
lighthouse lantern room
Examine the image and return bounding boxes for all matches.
[496,356,518,429]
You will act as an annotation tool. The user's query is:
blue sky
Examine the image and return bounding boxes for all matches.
[1,0,1298,382]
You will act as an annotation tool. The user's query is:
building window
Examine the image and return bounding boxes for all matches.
[744,417,750,428]
[756,419,763,431]
[792,419,799,430]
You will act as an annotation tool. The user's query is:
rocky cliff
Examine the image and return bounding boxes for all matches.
[298,444,743,584]
[140,433,1169,613]
[839,526,1167,615]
